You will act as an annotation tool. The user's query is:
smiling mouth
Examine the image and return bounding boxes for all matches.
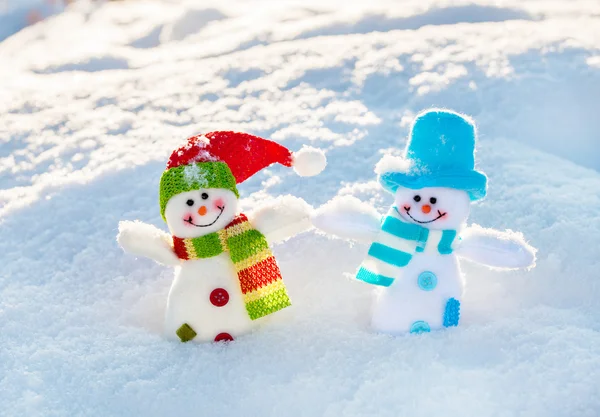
[397,206,447,224]
[184,206,225,227]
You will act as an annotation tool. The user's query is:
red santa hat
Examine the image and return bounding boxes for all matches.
[159,131,326,219]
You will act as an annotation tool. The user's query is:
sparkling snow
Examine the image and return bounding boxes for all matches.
[1,1,599,416]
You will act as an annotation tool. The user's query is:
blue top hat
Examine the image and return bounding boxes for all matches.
[379,109,487,201]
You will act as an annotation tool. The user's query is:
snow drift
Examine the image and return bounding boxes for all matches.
[1,1,599,416]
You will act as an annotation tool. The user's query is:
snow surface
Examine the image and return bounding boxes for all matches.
[1,0,600,416]
[0,0,66,42]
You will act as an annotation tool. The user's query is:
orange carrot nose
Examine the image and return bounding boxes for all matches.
[198,206,208,216]
[421,205,431,214]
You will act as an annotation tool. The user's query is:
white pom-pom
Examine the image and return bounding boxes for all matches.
[292,146,327,177]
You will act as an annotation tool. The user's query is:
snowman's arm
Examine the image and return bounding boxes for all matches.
[248,195,313,244]
[311,196,381,243]
[455,224,537,269]
[117,221,180,266]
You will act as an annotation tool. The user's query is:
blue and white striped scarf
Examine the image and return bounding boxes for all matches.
[356,207,457,287]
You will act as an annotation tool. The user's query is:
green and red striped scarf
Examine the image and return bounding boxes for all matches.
[172,214,291,320]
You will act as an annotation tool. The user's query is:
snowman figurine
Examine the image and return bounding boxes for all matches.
[117,131,326,343]
[312,109,536,334]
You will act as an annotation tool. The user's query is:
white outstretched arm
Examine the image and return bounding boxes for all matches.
[311,196,381,243]
[248,195,313,244]
[117,221,180,266]
[455,224,537,269]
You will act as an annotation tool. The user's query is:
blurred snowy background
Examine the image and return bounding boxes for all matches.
[1,0,599,416]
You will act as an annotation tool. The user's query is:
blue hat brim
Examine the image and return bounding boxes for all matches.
[379,170,488,201]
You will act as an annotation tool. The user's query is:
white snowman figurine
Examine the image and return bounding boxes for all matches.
[117,131,326,343]
[312,109,536,334]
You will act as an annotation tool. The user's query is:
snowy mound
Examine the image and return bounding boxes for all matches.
[1,1,600,416]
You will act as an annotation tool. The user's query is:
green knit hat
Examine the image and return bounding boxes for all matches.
[159,161,238,220]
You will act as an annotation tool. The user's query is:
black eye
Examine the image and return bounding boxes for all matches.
[201,193,209,200]
[186,199,194,206]
[430,197,437,204]
[413,195,421,202]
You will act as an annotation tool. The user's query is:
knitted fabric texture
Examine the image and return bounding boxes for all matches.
[160,131,300,220]
[356,206,457,287]
[167,132,294,183]
[159,161,238,221]
[443,298,461,327]
[172,213,291,320]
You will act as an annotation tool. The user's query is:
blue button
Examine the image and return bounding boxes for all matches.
[418,271,437,291]
[410,321,431,334]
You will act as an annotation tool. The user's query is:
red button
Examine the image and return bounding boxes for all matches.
[210,288,229,307]
[214,332,234,342]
